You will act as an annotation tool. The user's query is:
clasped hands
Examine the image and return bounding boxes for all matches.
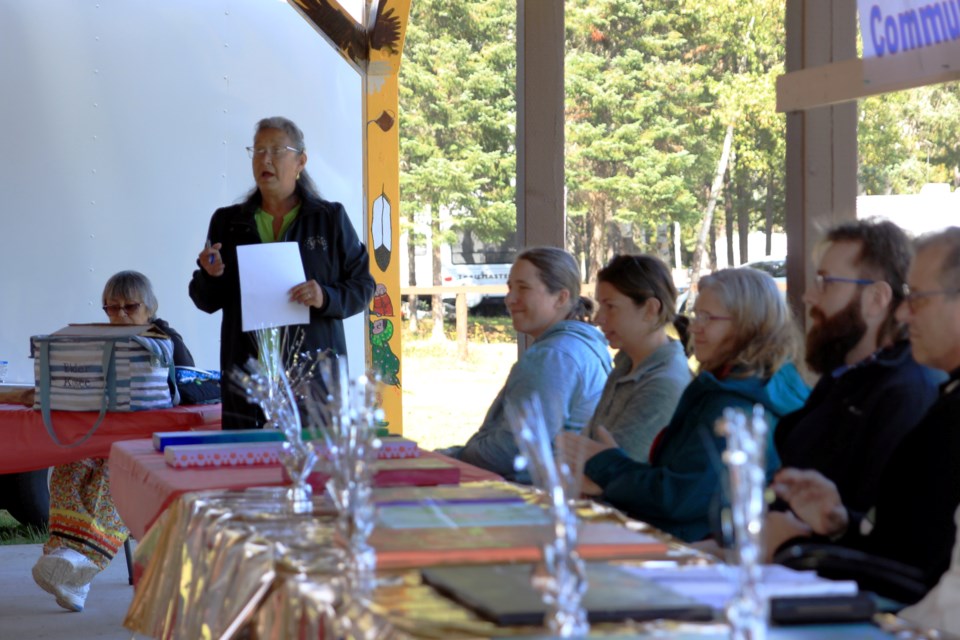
[556,427,853,564]
[763,468,851,561]
[554,427,619,498]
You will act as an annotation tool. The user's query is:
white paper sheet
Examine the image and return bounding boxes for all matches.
[237,242,309,331]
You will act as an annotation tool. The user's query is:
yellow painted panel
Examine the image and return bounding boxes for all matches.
[291,0,411,433]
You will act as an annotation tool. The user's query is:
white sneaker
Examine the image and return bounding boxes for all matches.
[32,548,99,612]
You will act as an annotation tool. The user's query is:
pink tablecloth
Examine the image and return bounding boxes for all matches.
[0,403,221,473]
[109,439,503,540]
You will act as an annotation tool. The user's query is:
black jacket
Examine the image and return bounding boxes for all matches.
[775,341,942,512]
[188,193,374,428]
[837,368,960,590]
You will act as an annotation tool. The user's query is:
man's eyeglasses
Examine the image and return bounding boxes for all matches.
[814,274,875,292]
[689,310,733,325]
[901,283,960,312]
[103,303,142,316]
[246,145,301,159]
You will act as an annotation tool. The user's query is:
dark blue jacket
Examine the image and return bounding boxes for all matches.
[775,341,942,513]
[189,193,374,428]
[586,363,809,542]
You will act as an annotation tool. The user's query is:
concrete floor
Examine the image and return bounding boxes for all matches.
[0,544,138,640]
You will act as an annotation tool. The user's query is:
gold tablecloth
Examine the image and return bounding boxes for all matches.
[123,482,713,639]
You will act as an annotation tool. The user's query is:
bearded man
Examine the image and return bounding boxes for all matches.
[773,218,942,512]
[771,227,960,603]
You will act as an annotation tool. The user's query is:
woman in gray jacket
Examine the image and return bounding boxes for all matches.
[586,254,692,462]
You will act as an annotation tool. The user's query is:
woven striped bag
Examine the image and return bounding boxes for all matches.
[30,324,179,447]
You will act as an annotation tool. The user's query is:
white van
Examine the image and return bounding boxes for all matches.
[440,229,516,309]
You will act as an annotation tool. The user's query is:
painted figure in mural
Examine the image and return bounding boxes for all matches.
[370,317,400,387]
[32,271,194,612]
[371,282,395,317]
[190,116,375,429]
[442,247,613,483]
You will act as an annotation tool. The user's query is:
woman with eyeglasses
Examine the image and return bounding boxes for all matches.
[32,271,194,612]
[585,254,692,462]
[558,267,809,542]
[189,117,375,429]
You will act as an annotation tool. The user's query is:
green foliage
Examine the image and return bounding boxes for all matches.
[399,0,516,280]
[399,1,959,278]
[0,510,48,545]
[859,85,960,194]
[564,0,788,275]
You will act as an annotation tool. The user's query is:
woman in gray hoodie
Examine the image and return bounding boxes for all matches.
[446,247,612,482]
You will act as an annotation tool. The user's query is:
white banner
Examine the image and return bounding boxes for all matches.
[0,2,365,382]
[859,0,960,57]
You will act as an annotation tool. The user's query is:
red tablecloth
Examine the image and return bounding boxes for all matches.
[0,403,221,473]
[109,438,502,540]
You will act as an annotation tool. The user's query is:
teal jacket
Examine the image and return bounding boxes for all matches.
[585,363,809,542]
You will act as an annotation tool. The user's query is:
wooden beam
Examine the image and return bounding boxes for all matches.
[516,0,564,355]
[784,0,858,323]
[778,37,960,113]
[516,0,565,250]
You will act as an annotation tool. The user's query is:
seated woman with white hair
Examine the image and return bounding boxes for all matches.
[31,270,194,613]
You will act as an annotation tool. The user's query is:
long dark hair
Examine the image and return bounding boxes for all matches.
[598,254,689,348]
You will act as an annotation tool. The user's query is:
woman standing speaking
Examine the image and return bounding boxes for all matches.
[190,117,375,428]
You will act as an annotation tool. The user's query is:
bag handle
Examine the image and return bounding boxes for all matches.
[132,335,180,406]
[38,339,115,448]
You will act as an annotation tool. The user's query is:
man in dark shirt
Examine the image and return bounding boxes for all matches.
[775,219,940,512]
[772,227,960,599]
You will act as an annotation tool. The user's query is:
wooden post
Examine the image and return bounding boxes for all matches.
[517,0,564,356]
[783,0,857,324]
[290,0,412,433]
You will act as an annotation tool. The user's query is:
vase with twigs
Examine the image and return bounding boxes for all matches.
[300,357,383,637]
[507,396,589,637]
[720,405,770,640]
[229,327,321,513]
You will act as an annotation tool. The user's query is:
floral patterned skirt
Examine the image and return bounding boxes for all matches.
[44,458,128,571]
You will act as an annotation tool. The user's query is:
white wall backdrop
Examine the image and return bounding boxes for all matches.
[0,0,365,383]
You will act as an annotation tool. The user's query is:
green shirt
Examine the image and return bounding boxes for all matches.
[254,204,301,243]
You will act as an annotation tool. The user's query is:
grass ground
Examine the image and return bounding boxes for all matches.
[0,510,47,545]
[400,316,517,451]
